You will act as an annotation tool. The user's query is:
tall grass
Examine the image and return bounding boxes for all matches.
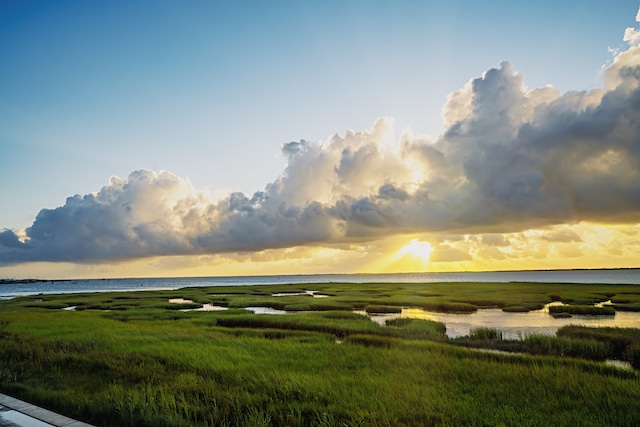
[557,325,640,366]
[364,305,402,314]
[1,310,638,427]
[520,335,612,360]
[1,283,640,426]
[468,327,503,340]
[549,305,615,316]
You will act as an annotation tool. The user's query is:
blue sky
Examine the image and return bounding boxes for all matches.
[2,1,640,278]
[2,1,635,229]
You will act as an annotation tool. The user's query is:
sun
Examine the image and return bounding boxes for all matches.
[397,238,434,262]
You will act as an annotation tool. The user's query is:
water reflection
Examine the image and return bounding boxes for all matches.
[245,306,288,315]
[168,298,290,314]
[362,303,640,339]
[272,290,328,298]
[168,298,228,311]
[169,298,640,338]
[196,304,228,311]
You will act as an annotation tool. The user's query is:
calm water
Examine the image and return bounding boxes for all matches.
[6,269,640,339]
[366,303,640,339]
[167,291,640,339]
[2,269,640,300]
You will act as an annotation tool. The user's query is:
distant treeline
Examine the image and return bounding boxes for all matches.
[0,278,52,285]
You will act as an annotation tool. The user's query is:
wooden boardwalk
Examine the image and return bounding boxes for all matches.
[0,394,93,427]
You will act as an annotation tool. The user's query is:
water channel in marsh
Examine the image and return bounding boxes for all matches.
[169,298,640,339]
[362,302,640,339]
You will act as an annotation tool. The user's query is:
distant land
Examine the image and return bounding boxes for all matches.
[0,278,57,285]
[2,267,639,285]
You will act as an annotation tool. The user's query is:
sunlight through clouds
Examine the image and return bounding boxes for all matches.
[2,5,640,277]
[397,239,434,262]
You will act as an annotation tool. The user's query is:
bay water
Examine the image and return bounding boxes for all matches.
[2,269,640,300]
[3,269,640,339]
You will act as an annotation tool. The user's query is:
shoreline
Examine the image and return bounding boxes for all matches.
[2,266,640,283]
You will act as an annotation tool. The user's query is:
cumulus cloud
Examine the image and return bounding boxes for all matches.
[624,7,640,46]
[3,11,640,265]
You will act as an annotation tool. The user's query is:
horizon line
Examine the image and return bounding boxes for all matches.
[3,266,639,283]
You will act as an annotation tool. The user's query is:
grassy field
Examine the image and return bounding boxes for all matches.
[1,281,640,426]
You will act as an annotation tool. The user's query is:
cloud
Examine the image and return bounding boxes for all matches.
[4,11,640,265]
[540,228,582,243]
[430,244,473,263]
[0,169,343,264]
[624,7,640,46]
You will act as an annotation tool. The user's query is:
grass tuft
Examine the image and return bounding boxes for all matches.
[345,334,393,348]
[468,327,503,340]
[549,305,615,316]
[364,305,402,314]
[502,306,531,313]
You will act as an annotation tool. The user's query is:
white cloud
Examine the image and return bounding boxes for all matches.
[4,9,640,265]
[623,7,640,47]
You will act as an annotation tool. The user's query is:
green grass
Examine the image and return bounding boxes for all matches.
[1,282,640,426]
[502,305,536,312]
[557,326,640,359]
[519,335,613,360]
[365,305,402,314]
[468,327,503,340]
[549,305,616,316]
[10,281,639,315]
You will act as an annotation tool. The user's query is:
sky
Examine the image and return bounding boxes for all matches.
[2,1,640,279]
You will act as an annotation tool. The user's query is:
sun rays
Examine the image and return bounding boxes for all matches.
[397,239,434,262]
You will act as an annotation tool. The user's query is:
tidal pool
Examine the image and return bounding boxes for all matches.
[169,298,640,338]
[245,306,289,315]
[168,298,228,311]
[271,290,329,298]
[168,298,289,314]
[364,302,640,339]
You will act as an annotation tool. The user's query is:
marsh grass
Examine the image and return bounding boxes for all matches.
[213,312,384,338]
[380,318,447,341]
[160,302,203,310]
[414,301,478,313]
[365,305,402,314]
[611,303,640,312]
[557,326,640,361]
[281,301,354,312]
[10,281,638,316]
[344,334,394,348]
[385,317,412,327]
[469,327,503,340]
[501,305,531,312]
[627,345,640,369]
[455,324,640,364]
[609,292,640,311]
[1,282,640,426]
[549,305,616,316]
[520,335,613,360]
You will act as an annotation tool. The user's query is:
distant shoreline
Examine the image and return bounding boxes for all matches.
[0,278,70,285]
[1,267,639,284]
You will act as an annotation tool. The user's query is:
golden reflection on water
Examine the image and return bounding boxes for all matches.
[169,297,640,339]
[367,303,640,339]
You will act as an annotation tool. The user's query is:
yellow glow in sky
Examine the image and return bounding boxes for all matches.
[1,222,638,280]
[397,239,434,261]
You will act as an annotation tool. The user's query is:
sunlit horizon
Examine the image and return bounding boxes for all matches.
[3,222,639,280]
[2,3,640,279]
